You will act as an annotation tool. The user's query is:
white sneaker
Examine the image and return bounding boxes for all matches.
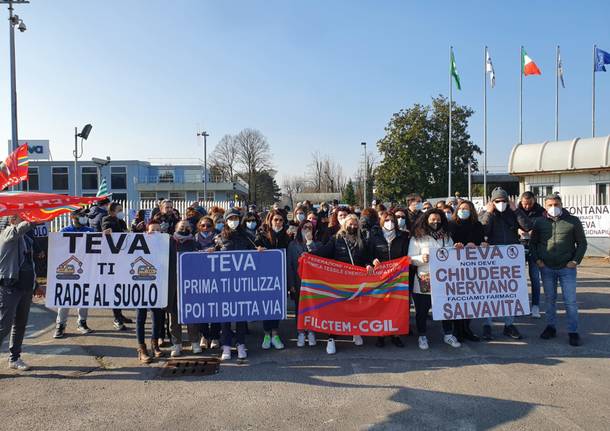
[418,336,429,350]
[191,342,202,354]
[531,305,541,318]
[171,344,182,357]
[297,332,306,347]
[444,334,461,348]
[8,358,30,371]
[326,338,336,355]
[237,343,247,359]
[271,335,285,350]
[353,335,364,346]
[220,345,231,361]
[307,332,317,347]
[210,339,220,349]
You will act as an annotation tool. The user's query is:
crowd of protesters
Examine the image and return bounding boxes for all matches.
[0,188,588,370]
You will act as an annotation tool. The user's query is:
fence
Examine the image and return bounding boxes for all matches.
[48,199,243,232]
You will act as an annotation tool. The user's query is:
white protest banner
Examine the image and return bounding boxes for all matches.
[429,245,530,321]
[566,205,610,238]
[46,232,169,309]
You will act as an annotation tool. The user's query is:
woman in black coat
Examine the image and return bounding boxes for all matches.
[448,200,485,343]
[369,211,410,348]
[312,214,373,354]
[255,209,290,351]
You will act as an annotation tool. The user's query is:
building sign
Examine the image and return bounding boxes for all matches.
[8,140,51,160]
[566,205,610,238]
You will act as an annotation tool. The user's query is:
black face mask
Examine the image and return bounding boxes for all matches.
[429,223,441,231]
[346,227,358,235]
[177,230,191,236]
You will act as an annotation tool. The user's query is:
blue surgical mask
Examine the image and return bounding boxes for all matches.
[216,223,224,231]
[457,210,470,220]
[246,221,257,230]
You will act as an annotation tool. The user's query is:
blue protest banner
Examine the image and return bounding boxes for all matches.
[178,249,286,324]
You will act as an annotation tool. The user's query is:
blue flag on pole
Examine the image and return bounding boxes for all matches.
[595,47,610,72]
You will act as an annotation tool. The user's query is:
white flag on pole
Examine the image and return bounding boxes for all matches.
[558,50,565,88]
[486,50,496,88]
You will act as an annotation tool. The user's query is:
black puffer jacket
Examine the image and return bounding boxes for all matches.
[368,230,409,262]
[480,208,532,245]
[255,229,290,250]
[101,215,127,233]
[312,232,370,267]
[448,219,484,246]
[215,228,256,251]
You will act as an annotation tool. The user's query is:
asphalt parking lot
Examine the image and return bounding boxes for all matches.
[1,257,609,431]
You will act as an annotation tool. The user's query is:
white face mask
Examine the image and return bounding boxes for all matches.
[78,216,88,225]
[272,225,283,233]
[415,202,423,211]
[227,220,239,230]
[383,221,395,231]
[296,213,306,222]
[494,202,507,213]
[397,218,406,228]
[547,206,562,218]
[246,221,257,230]
[338,216,347,226]
[116,211,125,220]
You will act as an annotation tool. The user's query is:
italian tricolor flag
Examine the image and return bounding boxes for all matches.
[522,47,541,76]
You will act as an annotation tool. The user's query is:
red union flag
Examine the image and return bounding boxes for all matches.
[0,143,29,190]
[297,254,410,336]
[0,191,103,222]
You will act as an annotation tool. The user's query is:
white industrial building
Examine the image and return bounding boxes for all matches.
[509,135,610,256]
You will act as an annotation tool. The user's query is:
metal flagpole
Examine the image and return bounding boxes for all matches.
[448,46,453,198]
[483,46,488,199]
[555,45,559,141]
[519,46,523,145]
[591,45,597,138]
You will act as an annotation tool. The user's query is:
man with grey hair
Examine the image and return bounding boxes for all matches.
[530,194,587,346]
[0,215,35,371]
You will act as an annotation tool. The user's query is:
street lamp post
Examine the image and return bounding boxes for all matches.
[2,0,28,154]
[73,124,92,195]
[197,130,209,202]
[361,142,367,208]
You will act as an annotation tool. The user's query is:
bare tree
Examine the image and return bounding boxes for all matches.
[234,128,272,202]
[283,175,306,207]
[307,151,324,192]
[209,134,239,182]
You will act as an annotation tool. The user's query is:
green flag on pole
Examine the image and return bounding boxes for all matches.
[97,177,109,197]
[451,49,461,90]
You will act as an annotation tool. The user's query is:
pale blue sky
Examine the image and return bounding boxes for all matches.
[1,0,609,185]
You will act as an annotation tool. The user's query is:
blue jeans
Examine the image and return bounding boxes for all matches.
[136,308,163,344]
[527,252,541,306]
[541,266,578,333]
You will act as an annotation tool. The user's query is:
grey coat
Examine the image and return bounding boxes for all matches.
[0,221,34,281]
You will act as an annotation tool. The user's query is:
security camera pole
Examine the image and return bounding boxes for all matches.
[1,0,29,157]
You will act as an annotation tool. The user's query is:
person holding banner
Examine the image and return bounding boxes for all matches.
[101,202,133,331]
[168,220,203,356]
[0,216,36,371]
[518,192,545,319]
[53,209,95,339]
[288,219,321,347]
[255,209,290,350]
[448,200,485,343]
[194,216,221,348]
[313,213,373,354]
[321,206,351,244]
[408,208,462,350]
[530,195,587,346]
[243,211,261,238]
[215,208,257,361]
[480,188,532,340]
[370,211,409,348]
